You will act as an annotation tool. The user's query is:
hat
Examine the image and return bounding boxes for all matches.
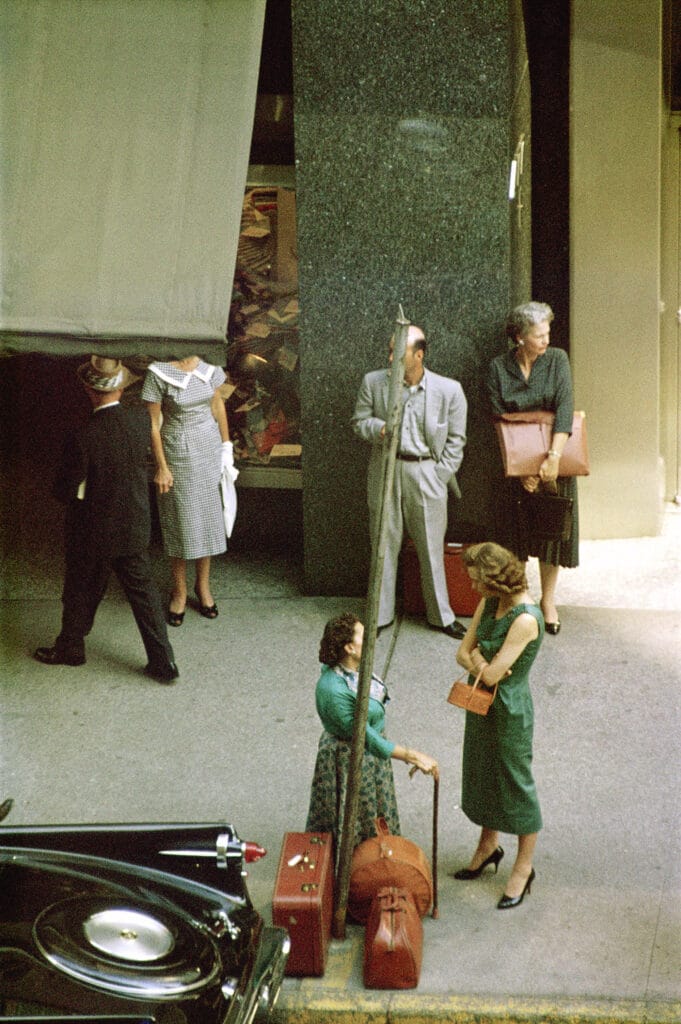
[76,356,137,392]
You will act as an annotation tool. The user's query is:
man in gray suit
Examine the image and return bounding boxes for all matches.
[352,325,468,638]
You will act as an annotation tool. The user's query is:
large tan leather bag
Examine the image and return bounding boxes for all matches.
[348,817,433,923]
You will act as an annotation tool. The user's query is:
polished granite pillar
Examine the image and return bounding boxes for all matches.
[293,1,530,595]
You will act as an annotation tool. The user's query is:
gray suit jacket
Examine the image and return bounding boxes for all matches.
[352,367,467,497]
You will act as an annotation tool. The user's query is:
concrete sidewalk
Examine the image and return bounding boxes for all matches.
[1,503,680,1023]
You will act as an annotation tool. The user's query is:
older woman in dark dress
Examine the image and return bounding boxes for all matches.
[487,301,578,634]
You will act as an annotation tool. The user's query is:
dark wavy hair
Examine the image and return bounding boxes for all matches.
[319,612,358,666]
[462,542,527,595]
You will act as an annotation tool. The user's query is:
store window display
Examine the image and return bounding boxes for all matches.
[224,185,301,473]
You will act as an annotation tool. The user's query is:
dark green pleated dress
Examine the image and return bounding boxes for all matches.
[461,599,544,835]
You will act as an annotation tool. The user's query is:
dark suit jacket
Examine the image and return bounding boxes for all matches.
[54,403,152,557]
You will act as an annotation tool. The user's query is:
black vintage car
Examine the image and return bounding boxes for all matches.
[0,821,290,1024]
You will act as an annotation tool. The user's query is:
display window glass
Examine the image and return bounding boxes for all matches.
[223,175,300,476]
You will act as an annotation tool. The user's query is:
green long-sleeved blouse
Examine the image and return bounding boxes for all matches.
[314,665,395,760]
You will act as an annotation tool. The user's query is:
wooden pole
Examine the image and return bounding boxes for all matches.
[332,306,410,939]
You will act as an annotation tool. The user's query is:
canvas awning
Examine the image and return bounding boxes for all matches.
[0,0,265,357]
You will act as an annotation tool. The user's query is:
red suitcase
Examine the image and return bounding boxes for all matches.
[272,831,334,976]
[402,540,479,617]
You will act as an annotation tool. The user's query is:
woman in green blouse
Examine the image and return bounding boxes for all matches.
[487,301,578,634]
[306,612,438,849]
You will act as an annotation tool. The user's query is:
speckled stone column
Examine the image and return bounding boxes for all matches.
[293,0,530,595]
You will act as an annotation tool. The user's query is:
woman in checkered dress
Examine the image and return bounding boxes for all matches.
[142,356,235,624]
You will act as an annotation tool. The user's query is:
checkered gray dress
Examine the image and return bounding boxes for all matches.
[142,361,227,560]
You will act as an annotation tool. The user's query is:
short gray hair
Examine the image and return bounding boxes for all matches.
[505,301,554,344]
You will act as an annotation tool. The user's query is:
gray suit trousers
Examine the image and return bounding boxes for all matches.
[368,458,454,628]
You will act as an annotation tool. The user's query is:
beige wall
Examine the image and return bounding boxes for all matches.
[571,1,664,537]
[660,114,681,503]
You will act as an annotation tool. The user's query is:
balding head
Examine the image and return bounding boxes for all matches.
[389,324,427,385]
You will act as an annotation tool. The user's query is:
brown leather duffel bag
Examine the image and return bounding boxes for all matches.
[348,817,432,923]
[363,886,423,989]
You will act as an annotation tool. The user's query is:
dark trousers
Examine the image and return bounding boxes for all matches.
[58,542,174,671]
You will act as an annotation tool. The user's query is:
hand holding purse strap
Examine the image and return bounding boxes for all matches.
[470,667,498,698]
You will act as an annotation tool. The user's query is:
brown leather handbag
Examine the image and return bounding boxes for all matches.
[349,817,433,924]
[448,666,498,716]
[494,409,589,477]
[363,887,423,990]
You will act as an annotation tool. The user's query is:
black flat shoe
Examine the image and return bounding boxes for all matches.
[451,846,504,880]
[0,798,14,822]
[497,868,535,909]
[545,621,561,635]
[167,608,185,627]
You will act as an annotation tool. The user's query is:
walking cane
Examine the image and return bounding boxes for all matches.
[432,775,439,918]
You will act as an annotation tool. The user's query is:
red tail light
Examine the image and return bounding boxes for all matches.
[243,842,266,863]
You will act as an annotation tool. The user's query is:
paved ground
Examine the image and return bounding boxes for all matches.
[1,462,679,1023]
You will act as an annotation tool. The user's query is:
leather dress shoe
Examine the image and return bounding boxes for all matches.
[34,645,85,666]
[431,621,466,640]
[144,661,180,684]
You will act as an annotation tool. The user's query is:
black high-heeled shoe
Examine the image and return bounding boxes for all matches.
[451,846,504,880]
[194,586,218,619]
[497,868,535,909]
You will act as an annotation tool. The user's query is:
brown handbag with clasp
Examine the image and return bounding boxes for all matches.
[363,887,423,989]
[447,666,498,716]
[494,409,590,477]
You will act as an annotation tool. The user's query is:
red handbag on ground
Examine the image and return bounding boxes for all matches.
[363,886,423,989]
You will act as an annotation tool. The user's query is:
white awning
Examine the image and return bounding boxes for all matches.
[0,0,265,354]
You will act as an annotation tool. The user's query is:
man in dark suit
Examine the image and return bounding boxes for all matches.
[352,325,468,638]
[34,357,179,683]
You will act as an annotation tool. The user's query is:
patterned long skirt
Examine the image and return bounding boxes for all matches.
[305,731,400,860]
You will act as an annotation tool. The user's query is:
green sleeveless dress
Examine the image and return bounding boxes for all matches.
[461,599,544,834]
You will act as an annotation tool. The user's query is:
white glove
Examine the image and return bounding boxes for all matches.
[221,441,239,482]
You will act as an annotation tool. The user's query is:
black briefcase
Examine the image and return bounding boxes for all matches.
[519,490,573,542]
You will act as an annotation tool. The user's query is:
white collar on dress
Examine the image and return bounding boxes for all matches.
[147,361,215,389]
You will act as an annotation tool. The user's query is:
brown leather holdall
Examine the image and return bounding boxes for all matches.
[363,886,423,989]
[348,813,434,924]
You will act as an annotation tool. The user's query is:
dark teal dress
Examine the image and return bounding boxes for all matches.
[461,599,544,834]
[487,346,579,568]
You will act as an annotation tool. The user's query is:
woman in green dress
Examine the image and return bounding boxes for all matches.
[487,301,578,634]
[452,543,544,910]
